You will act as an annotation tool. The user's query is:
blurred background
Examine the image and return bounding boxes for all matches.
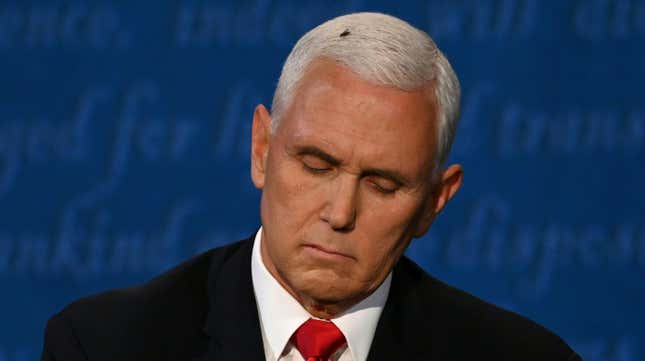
[1,0,643,360]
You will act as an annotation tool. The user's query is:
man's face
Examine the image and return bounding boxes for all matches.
[251,59,462,316]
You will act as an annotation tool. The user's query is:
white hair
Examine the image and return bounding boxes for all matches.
[270,12,461,168]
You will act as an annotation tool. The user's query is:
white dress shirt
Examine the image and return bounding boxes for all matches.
[251,228,391,361]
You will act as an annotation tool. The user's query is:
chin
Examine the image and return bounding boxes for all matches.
[310,287,349,302]
[301,281,361,306]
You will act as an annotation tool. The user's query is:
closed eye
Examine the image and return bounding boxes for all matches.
[303,162,331,174]
[302,155,332,174]
[367,178,400,194]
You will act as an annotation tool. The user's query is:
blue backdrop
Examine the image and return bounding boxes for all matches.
[1,1,643,360]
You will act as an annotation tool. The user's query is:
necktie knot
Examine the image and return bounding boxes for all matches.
[291,318,347,361]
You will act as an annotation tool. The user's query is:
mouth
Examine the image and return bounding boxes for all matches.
[302,244,354,260]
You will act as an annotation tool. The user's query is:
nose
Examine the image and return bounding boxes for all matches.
[320,175,358,231]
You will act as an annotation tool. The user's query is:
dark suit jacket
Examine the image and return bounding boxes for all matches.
[42,236,582,361]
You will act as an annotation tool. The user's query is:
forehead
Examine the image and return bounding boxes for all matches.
[277,59,439,178]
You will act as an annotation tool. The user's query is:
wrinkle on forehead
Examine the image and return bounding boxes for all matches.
[277,58,439,183]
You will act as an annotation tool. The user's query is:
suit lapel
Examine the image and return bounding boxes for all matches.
[365,301,406,361]
[192,240,435,361]
[366,263,410,361]
[366,257,434,361]
[200,237,266,361]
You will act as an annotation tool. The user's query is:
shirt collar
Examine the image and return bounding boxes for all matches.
[251,227,391,361]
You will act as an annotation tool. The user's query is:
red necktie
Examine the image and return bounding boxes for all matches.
[291,318,347,361]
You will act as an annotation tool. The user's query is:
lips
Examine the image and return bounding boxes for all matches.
[303,244,354,259]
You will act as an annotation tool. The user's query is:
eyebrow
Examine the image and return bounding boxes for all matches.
[293,145,410,185]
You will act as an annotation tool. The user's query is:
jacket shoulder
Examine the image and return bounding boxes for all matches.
[42,239,250,361]
[391,256,581,361]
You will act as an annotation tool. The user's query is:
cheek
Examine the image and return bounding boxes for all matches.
[355,198,423,265]
[262,156,325,230]
[361,195,423,235]
[352,234,411,287]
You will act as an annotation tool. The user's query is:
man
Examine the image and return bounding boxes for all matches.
[42,12,582,361]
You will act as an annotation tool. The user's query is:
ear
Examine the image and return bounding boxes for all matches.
[414,164,464,237]
[251,104,272,189]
